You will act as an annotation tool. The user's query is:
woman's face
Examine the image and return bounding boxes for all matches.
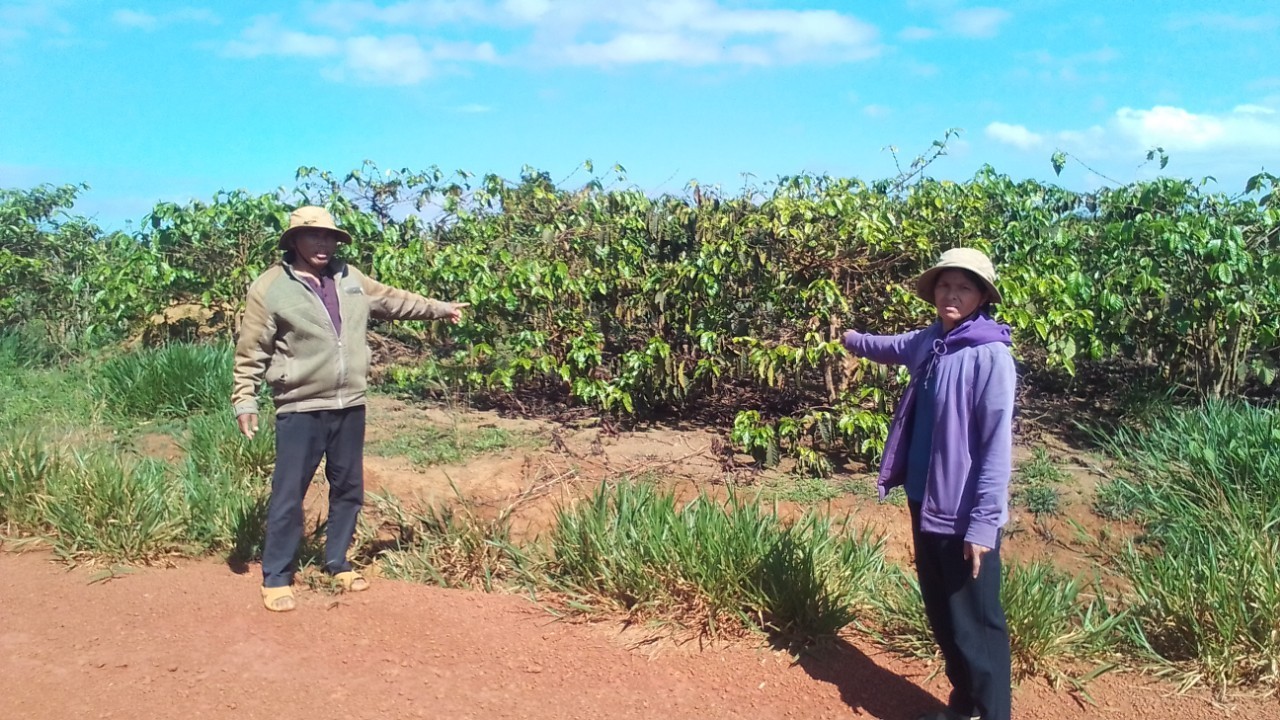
[934,269,988,330]
[293,231,339,272]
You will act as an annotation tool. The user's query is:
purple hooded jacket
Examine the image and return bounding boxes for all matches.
[843,313,1016,549]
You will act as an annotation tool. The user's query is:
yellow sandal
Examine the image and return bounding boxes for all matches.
[261,586,297,612]
[333,571,369,593]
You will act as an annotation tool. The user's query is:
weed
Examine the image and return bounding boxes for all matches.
[1096,401,1280,693]
[1014,448,1068,516]
[368,491,529,591]
[95,343,234,420]
[371,425,525,467]
[545,481,888,644]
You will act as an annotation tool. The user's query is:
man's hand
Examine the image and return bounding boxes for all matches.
[443,302,470,324]
[963,542,991,579]
[237,413,259,440]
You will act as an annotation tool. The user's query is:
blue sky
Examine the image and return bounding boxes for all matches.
[2,0,1278,230]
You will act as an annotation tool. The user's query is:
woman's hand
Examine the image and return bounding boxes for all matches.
[842,329,861,356]
[963,542,991,579]
[443,302,470,324]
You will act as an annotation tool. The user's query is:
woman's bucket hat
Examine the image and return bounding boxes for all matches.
[915,247,1003,304]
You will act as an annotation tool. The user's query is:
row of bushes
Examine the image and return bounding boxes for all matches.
[3,162,1278,474]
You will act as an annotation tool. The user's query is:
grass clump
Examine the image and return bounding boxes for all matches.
[0,433,59,533]
[1013,448,1067,516]
[1096,400,1280,693]
[367,491,529,592]
[371,425,525,467]
[95,343,234,420]
[545,481,888,643]
[0,416,273,562]
[38,452,185,561]
[178,409,275,560]
[868,559,1122,683]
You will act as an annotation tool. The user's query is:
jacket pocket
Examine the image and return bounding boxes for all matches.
[265,355,291,389]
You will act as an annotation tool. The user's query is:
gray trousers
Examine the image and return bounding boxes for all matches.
[261,406,365,588]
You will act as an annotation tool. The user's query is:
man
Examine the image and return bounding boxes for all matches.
[232,205,468,612]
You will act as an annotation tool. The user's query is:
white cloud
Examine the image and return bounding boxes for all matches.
[501,0,551,22]
[222,15,495,84]
[899,26,936,41]
[342,35,433,85]
[0,1,73,45]
[112,10,157,30]
[946,7,1011,39]
[453,103,493,113]
[1166,13,1280,33]
[863,104,891,118]
[266,0,881,74]
[563,32,720,65]
[113,8,219,31]
[1024,47,1119,83]
[989,104,1280,185]
[432,40,498,62]
[224,16,340,58]
[985,122,1044,150]
[1110,105,1280,152]
[897,6,1011,42]
[554,3,880,66]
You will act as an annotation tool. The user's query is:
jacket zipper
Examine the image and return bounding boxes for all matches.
[288,263,347,408]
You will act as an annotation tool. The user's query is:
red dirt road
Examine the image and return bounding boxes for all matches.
[1,552,1274,720]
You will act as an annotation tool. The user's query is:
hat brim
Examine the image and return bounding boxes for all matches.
[915,265,1002,305]
[278,226,352,250]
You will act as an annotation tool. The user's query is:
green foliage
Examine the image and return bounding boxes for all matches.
[546,481,889,642]
[1001,563,1123,682]
[37,452,185,561]
[6,158,1278,473]
[1097,401,1280,692]
[95,343,234,420]
[370,425,526,467]
[0,411,273,561]
[1014,448,1068,516]
[0,434,56,533]
[0,325,63,369]
[178,409,275,558]
[0,185,159,350]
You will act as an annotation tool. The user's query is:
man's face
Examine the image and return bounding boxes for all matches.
[294,231,339,272]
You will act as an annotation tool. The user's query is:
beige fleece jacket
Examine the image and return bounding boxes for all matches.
[232,261,453,416]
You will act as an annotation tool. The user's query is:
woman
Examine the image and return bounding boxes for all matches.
[843,248,1015,720]
[232,206,468,613]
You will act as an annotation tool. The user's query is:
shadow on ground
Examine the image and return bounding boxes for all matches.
[795,637,945,720]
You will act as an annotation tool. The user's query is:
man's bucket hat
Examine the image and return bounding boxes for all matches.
[278,206,352,250]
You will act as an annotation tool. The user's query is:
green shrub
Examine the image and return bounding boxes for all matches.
[1002,562,1123,681]
[1014,448,1067,516]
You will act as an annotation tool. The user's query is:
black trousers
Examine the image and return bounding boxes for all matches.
[261,406,366,588]
[910,503,1012,720]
